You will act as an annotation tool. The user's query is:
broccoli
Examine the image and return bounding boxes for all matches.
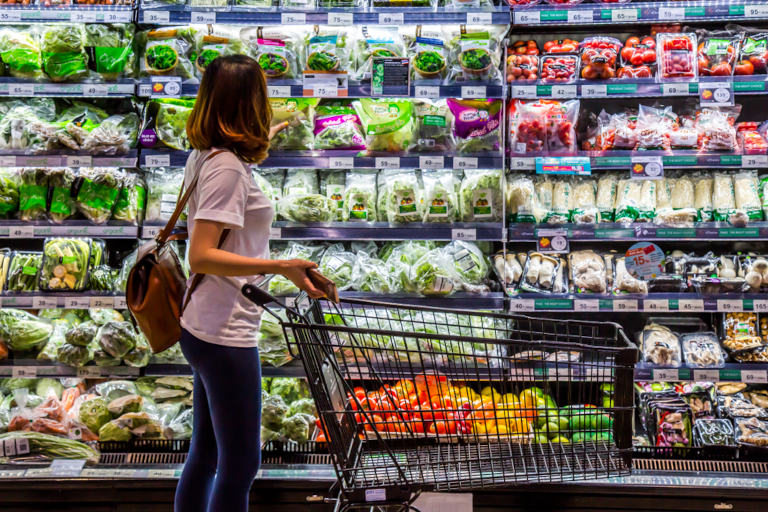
[261,393,288,431]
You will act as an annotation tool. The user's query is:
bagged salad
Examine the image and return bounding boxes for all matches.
[74,168,123,224]
[193,30,244,79]
[39,237,91,292]
[84,24,135,81]
[138,27,196,79]
[410,247,460,296]
[47,167,76,224]
[447,99,502,154]
[405,26,448,82]
[0,26,43,80]
[410,99,454,153]
[381,169,423,224]
[19,167,49,221]
[318,244,355,291]
[343,170,377,222]
[304,29,350,74]
[112,171,146,225]
[41,24,89,83]
[140,98,194,150]
[320,170,345,221]
[459,169,502,222]
[242,27,300,80]
[351,250,395,293]
[353,98,414,153]
[313,102,365,151]
[422,169,458,223]
[352,27,405,81]
[0,168,19,218]
[269,98,318,151]
[447,26,504,83]
[145,167,184,223]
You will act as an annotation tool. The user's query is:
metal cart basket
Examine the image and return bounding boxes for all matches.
[243,285,638,511]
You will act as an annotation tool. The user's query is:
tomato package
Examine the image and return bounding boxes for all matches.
[508,99,579,153]
[737,30,768,75]
[543,39,579,53]
[658,33,697,80]
[579,36,621,80]
[695,106,740,152]
[737,122,768,152]
[696,29,739,77]
[546,100,580,153]
[506,54,539,82]
[510,39,539,56]
[540,53,579,83]
[544,0,583,5]
[596,110,638,151]
[618,36,656,78]
[636,104,677,150]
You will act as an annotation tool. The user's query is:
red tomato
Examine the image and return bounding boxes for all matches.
[353,387,366,400]
[410,420,426,434]
[359,396,378,411]
[625,36,640,47]
[642,49,656,63]
[641,36,655,48]
[418,402,435,422]
[429,419,457,435]
[364,414,384,432]
[735,60,755,75]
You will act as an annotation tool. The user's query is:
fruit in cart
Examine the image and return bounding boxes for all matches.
[550,435,570,443]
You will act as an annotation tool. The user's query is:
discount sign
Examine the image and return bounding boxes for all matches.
[625,242,664,279]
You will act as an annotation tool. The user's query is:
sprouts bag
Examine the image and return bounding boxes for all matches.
[381,169,423,224]
[422,169,458,223]
[343,170,377,222]
[459,169,502,222]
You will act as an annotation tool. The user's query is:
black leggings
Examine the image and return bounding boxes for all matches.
[175,329,262,512]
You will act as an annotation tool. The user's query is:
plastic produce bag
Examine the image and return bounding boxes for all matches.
[57,343,92,367]
[733,170,762,224]
[269,98,318,151]
[351,251,395,293]
[145,168,184,224]
[410,247,459,296]
[303,30,350,74]
[82,113,139,156]
[140,99,194,151]
[75,168,123,224]
[320,170,345,221]
[458,169,502,222]
[193,31,243,78]
[353,98,413,154]
[96,321,137,359]
[47,168,76,224]
[242,27,300,79]
[569,250,607,294]
[381,169,423,224]
[506,174,539,223]
[422,169,458,223]
[19,168,48,221]
[447,27,504,83]
[138,27,196,79]
[681,332,725,368]
[0,27,43,80]
[318,244,355,291]
[313,102,365,151]
[343,170,377,222]
[282,169,317,196]
[571,177,598,224]
[277,193,334,223]
[6,252,42,294]
[0,309,52,351]
[444,240,488,286]
[112,172,146,225]
[39,238,91,292]
[410,99,454,153]
[447,99,502,154]
[0,168,19,219]
[123,334,150,368]
[641,323,681,367]
[41,24,89,83]
[84,24,135,81]
[406,27,449,82]
[64,322,97,347]
[520,251,561,293]
[352,27,404,81]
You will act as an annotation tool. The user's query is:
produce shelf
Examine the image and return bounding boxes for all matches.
[0,151,138,168]
[512,0,768,26]
[0,222,139,240]
[510,76,768,100]
[271,221,504,241]
[138,5,509,25]
[508,223,768,242]
[0,360,140,378]
[507,293,768,313]
[634,362,768,383]
[0,78,135,98]
[142,149,504,170]
[509,151,765,171]
[0,294,126,309]
[0,5,133,23]
[274,291,506,310]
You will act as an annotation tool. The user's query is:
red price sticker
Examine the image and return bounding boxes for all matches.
[625,242,664,279]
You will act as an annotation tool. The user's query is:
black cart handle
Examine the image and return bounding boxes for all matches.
[241,282,279,307]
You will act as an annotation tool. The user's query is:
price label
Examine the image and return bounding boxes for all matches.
[511,86,536,99]
[741,370,768,384]
[327,12,353,25]
[419,156,444,169]
[658,7,684,19]
[551,85,577,98]
[71,10,98,22]
[0,10,22,21]
[466,11,493,24]
[25,468,52,478]
[314,84,338,97]
[378,12,404,25]
[8,225,34,238]
[652,369,679,381]
[65,297,90,309]
[461,86,485,98]
[90,297,114,308]
[453,157,478,169]
[50,459,86,478]
[267,85,290,98]
[693,369,720,382]
[33,296,58,309]
[678,299,704,312]
[613,299,638,312]
[269,227,282,239]
[65,155,92,167]
[574,299,600,312]
[0,470,25,478]
[82,84,108,97]
[113,296,127,309]
[753,300,768,312]
[611,8,638,22]
[509,157,535,170]
[699,81,734,107]
[742,154,768,168]
[567,9,593,22]
[12,366,37,378]
[661,83,690,96]
[414,86,439,99]
[375,157,400,169]
[513,10,540,24]
[281,12,306,24]
[190,10,216,23]
[644,299,669,312]
[746,4,768,17]
[581,84,607,97]
[104,10,131,22]
[329,157,354,169]
[142,225,161,239]
[9,83,34,96]
[509,299,535,312]
[537,229,568,253]
[630,156,664,180]
[145,154,171,167]
[142,10,170,23]
[76,366,102,378]
[717,299,743,312]
[451,229,476,241]
[0,156,15,167]
[147,469,178,479]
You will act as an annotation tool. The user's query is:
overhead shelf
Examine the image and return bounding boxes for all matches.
[0,5,133,23]
[0,78,135,98]
[512,0,768,26]
[0,151,138,168]
[0,222,139,240]
[0,294,126,309]
[634,362,768,383]
[270,221,503,241]
[508,222,768,242]
[508,293,768,313]
[509,151,765,171]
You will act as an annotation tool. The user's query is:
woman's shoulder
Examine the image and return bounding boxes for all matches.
[192,148,249,178]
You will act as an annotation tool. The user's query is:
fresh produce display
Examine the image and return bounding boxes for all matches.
[695,29,739,77]
[539,54,578,83]
[579,37,620,80]
[6,252,42,293]
[39,237,91,291]
[261,378,319,443]
[658,33,697,80]
[618,36,656,78]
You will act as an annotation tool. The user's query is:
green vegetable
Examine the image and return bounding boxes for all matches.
[74,168,122,224]
[353,28,403,80]
[411,100,454,153]
[0,309,51,351]
[89,239,105,269]
[84,24,135,81]
[79,397,112,433]
[282,413,313,442]
[46,168,76,223]
[108,395,144,416]
[422,169,458,223]
[64,321,97,347]
[94,380,137,401]
[96,321,137,359]
[444,240,488,284]
[459,169,502,222]
[193,33,243,77]
[112,172,145,225]
[145,167,183,223]
[258,312,293,367]
[57,343,92,367]
[269,98,318,151]
[353,98,414,153]
[352,251,395,293]
[0,168,19,218]
[0,377,36,393]
[261,393,288,431]
[19,168,48,221]
[89,266,117,293]
[0,27,43,79]
[167,408,192,440]
[320,170,345,221]
[93,349,121,366]
[410,248,458,296]
[319,245,355,291]
[0,431,99,463]
[381,169,423,224]
[133,378,157,397]
[270,377,308,404]
[89,308,123,326]
[277,194,334,223]
[342,170,377,222]
[123,334,150,368]
[37,322,67,361]
[40,237,91,292]
[139,27,196,78]
[242,27,298,79]
[155,376,193,391]
[35,378,63,399]
[41,24,89,83]
[6,252,42,293]
[460,48,491,70]
[99,419,132,441]
[313,103,365,150]
[287,397,316,417]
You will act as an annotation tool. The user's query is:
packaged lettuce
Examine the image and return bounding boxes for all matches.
[351,250,395,293]
[313,103,365,151]
[320,170,345,221]
[444,240,488,285]
[0,27,43,80]
[193,30,243,78]
[47,167,76,224]
[318,244,355,290]
[41,24,89,83]
[19,168,48,221]
[269,98,318,151]
[145,168,183,223]
[280,0,316,9]
[447,99,502,155]
[0,168,19,219]
[234,0,274,9]
[140,98,194,150]
[138,27,196,79]
[422,169,458,223]
[282,169,318,197]
[459,169,502,222]
[254,169,284,204]
[410,99,454,153]
[82,113,139,156]
[75,168,123,224]
[445,0,492,10]
[304,30,349,73]
[112,171,146,225]
[268,242,319,296]
[40,237,91,292]
[382,169,423,224]
[84,24,135,81]
[353,98,414,153]
[447,27,504,84]
[352,27,404,81]
[406,26,448,82]
[410,247,459,296]
[343,170,377,222]
[242,27,300,79]
[277,194,334,223]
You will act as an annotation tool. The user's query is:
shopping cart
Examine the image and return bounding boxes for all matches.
[243,284,638,512]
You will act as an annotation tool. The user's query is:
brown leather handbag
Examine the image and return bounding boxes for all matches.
[126,150,229,353]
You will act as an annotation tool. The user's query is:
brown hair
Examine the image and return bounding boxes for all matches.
[187,54,272,164]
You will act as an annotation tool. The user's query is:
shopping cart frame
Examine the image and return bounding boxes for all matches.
[243,283,639,512]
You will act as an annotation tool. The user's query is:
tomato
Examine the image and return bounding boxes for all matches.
[640,37,655,48]
[629,52,644,66]
[348,394,359,411]
[634,65,652,78]
[429,419,457,435]
[620,47,634,62]
[642,49,656,63]
[625,37,640,47]
[364,414,384,432]
[353,387,366,400]
[418,402,435,422]
[710,62,733,76]
[543,40,556,52]
[359,396,378,411]
[385,417,407,433]
[409,420,426,434]
[735,59,755,75]
[395,380,416,396]
[377,396,394,415]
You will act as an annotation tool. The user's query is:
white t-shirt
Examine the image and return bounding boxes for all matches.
[180,148,274,348]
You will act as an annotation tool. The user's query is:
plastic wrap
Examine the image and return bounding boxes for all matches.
[313,102,365,151]
[579,36,620,80]
[84,24,135,82]
[458,169,502,222]
[138,28,196,79]
[0,27,43,80]
[410,99,454,153]
[618,36,656,78]
[571,177,598,224]
[6,252,42,293]
[41,24,88,83]
[447,99,501,155]
[520,252,560,294]
[693,419,736,447]
[74,168,122,224]
[448,27,504,84]
[269,98,318,152]
[304,30,349,74]
[641,323,681,367]
[540,53,578,84]
[614,256,648,295]
[353,98,413,154]
[569,250,607,294]
[596,173,617,222]
[658,33,697,80]
[681,332,725,368]
[145,168,183,224]
[422,169,457,223]
[343,170,377,222]
[352,27,404,82]
[39,238,91,292]
[737,30,768,75]
[241,27,300,79]
[695,29,739,77]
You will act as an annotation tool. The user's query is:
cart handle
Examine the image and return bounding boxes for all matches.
[241,281,279,307]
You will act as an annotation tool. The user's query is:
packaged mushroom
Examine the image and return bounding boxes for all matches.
[613,256,648,295]
[569,250,607,294]
[493,252,523,293]
[733,170,763,224]
[571,177,599,224]
[640,322,682,367]
[690,254,746,294]
[735,417,768,447]
[655,173,697,227]
[693,172,714,221]
[596,173,618,222]
[680,331,725,368]
[743,256,768,292]
[721,312,765,352]
[520,251,561,294]
[718,394,768,419]
[544,177,571,224]
[506,174,541,223]
[731,345,768,363]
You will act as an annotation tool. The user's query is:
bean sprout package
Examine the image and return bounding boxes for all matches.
[447,99,502,154]
[313,102,365,151]
[404,26,449,82]
[352,27,405,81]
[447,26,504,83]
[242,27,301,81]
[352,98,414,153]
[269,98,319,151]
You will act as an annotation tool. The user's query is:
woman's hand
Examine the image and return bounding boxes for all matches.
[280,259,325,299]
[269,121,290,141]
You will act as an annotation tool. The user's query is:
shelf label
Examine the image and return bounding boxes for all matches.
[453,157,478,169]
[537,229,568,253]
[280,12,306,24]
[644,299,669,312]
[65,155,92,167]
[466,11,493,24]
[142,10,170,23]
[303,72,347,98]
[419,156,443,169]
[460,86,485,99]
[611,8,638,22]
[661,83,690,96]
[678,299,704,312]
[513,10,540,24]
[652,369,679,381]
[329,156,354,169]
[190,10,216,23]
[536,156,591,176]
[11,366,37,378]
[104,10,132,22]
[77,366,102,378]
[613,299,638,312]
[147,469,179,479]
[269,227,282,239]
[32,296,58,309]
[693,369,720,382]
[90,297,114,308]
[581,84,607,97]
[8,225,34,238]
[717,299,743,312]
[745,4,768,17]
[753,299,768,312]
[0,156,15,167]
[511,85,536,99]
[567,9,592,22]
[551,85,577,98]
[9,83,34,97]
[142,225,162,239]
[378,12,404,25]
[510,157,535,170]
[743,154,768,168]
[82,84,108,97]
[145,154,171,167]
[451,228,476,241]
[414,86,440,99]
[741,370,768,384]
[658,6,684,19]
[574,299,600,312]
[630,156,664,180]
[150,76,181,98]
[0,469,25,478]
[114,296,127,309]
[699,81,734,107]
[375,157,400,169]
[327,11,353,25]
[71,10,98,22]
[267,85,291,98]
[0,10,22,22]
[50,459,85,478]
[509,299,535,312]
[65,297,91,309]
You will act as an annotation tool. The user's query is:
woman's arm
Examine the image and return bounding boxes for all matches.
[189,219,324,298]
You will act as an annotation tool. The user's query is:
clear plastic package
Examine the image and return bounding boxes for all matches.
[539,53,579,84]
[39,238,91,292]
[641,323,681,367]
[618,36,656,79]
[693,419,736,447]
[658,32,697,80]
[695,29,739,77]
[681,332,725,368]
[579,36,621,80]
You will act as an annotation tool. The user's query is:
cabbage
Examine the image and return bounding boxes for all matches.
[0,309,52,351]
[276,194,334,223]
[79,397,111,433]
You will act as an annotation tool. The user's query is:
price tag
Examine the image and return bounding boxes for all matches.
[551,85,577,98]
[745,4,768,17]
[652,369,679,381]
[511,86,536,99]
[630,156,664,180]
[661,83,690,96]
[25,468,52,478]
[12,366,37,378]
[644,299,669,312]
[509,299,535,312]
[741,370,768,384]
[611,8,638,22]
[460,86,485,99]
[145,154,171,167]
[104,10,132,22]
[142,225,161,239]
[509,157,535,170]
[70,10,98,22]
[451,229,476,241]
[466,11,493,24]
[269,227,282,239]
[581,84,607,97]
[65,297,90,309]
[513,10,540,24]
[419,156,444,169]
[679,299,704,312]
[537,229,568,253]
[82,84,108,97]
[9,83,34,96]
[281,12,306,23]
[753,300,768,312]
[717,299,743,312]
[65,155,92,167]
[327,12,353,25]
[0,10,22,22]
[378,12,404,25]
[142,10,170,23]
[613,299,638,312]
[76,366,102,378]
[147,469,178,479]
[50,459,86,478]
[567,9,592,22]
[699,81,734,107]
[453,157,478,169]
[658,7,684,20]
[8,225,34,238]
[90,296,114,308]
[190,10,216,23]
[0,470,25,478]
[414,86,440,99]
[0,156,15,166]
[313,83,338,98]
[113,296,127,309]
[742,154,768,168]
[574,299,600,312]
[329,157,354,169]
[111,469,138,478]
[693,369,720,382]
[375,157,400,169]
[33,296,58,309]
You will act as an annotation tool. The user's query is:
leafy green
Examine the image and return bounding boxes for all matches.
[277,194,334,223]
[75,168,123,224]
[444,240,488,284]
[64,321,97,347]
[47,167,76,223]
[319,245,355,291]
[353,98,413,153]
[422,169,458,222]
[342,170,377,222]
[381,169,423,224]
[410,99,454,153]
[313,103,365,150]
[79,397,112,433]
[145,167,183,223]
[352,251,394,293]
[41,24,88,83]
[459,169,502,222]
[261,393,288,431]
[40,237,91,291]
[37,321,67,362]
[35,378,62,399]
[282,413,313,442]
[0,27,42,79]
[85,24,135,80]
[123,334,150,368]
[96,321,137,359]
[139,27,196,79]
[19,168,48,221]
[410,248,458,296]
[0,431,98,463]
[0,309,51,352]
[269,98,318,151]
[155,100,193,150]
[0,167,19,218]
[112,172,145,225]
[57,342,92,367]
[270,377,308,404]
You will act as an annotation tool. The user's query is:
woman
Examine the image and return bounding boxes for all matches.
[176,54,324,512]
